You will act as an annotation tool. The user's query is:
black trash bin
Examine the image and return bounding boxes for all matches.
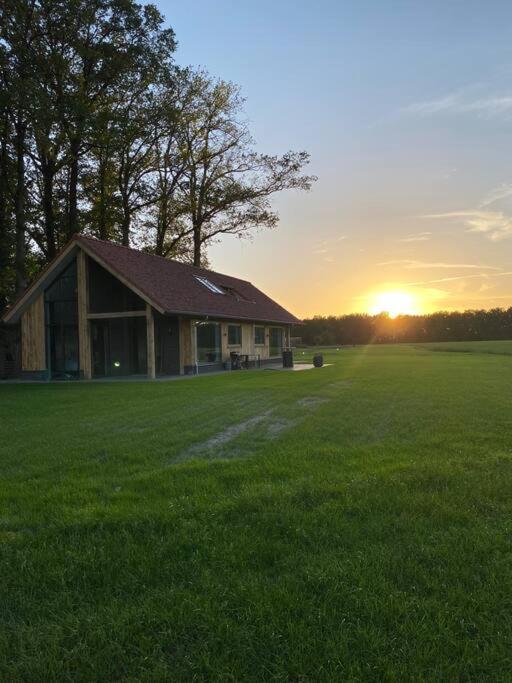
[282,349,294,368]
[313,353,323,368]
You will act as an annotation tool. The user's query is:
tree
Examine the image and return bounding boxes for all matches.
[0,0,176,305]
[0,66,14,309]
[35,0,175,239]
[296,309,512,346]
[0,0,41,294]
[154,70,316,266]
[0,2,315,308]
[142,67,200,259]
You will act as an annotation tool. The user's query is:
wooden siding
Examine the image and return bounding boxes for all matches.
[179,318,195,371]
[77,250,92,379]
[219,321,286,362]
[21,295,46,371]
[222,322,257,358]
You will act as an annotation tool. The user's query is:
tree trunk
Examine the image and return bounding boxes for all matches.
[0,114,10,244]
[67,136,80,238]
[41,155,56,258]
[98,157,107,240]
[155,197,167,256]
[0,112,11,309]
[14,116,26,295]
[155,227,164,256]
[193,220,201,266]
[121,196,130,246]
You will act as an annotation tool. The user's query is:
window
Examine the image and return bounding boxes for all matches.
[269,327,283,357]
[196,322,221,363]
[45,260,79,378]
[91,317,147,378]
[254,326,265,345]
[89,259,145,312]
[194,275,224,295]
[228,324,242,345]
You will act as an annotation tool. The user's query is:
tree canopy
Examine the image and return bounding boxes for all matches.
[0,0,315,308]
[295,309,512,346]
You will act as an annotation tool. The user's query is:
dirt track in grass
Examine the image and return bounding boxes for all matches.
[170,395,331,463]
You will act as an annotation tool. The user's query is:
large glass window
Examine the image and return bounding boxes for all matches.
[269,327,283,357]
[254,326,265,345]
[196,322,221,364]
[88,259,145,313]
[228,324,242,346]
[45,260,79,378]
[91,317,147,377]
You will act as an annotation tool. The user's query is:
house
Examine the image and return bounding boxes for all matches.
[1,235,300,380]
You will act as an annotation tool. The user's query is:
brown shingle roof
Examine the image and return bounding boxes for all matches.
[78,236,300,325]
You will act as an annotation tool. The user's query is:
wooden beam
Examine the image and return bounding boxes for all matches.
[3,240,78,324]
[146,303,156,379]
[179,317,197,374]
[87,310,146,320]
[77,250,92,380]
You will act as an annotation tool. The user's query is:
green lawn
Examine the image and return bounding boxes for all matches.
[415,339,512,355]
[2,343,512,681]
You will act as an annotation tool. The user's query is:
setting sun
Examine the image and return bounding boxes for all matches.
[368,290,420,318]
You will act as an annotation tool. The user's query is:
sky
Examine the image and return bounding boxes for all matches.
[157,0,512,318]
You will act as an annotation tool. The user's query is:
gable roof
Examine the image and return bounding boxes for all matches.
[3,235,301,325]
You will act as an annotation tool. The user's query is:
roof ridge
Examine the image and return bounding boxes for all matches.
[76,234,252,284]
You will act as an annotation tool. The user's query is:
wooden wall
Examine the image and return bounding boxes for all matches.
[21,295,46,371]
[179,318,195,372]
[221,321,261,359]
[220,322,289,361]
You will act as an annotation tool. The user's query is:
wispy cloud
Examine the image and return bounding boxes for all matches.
[404,85,512,119]
[403,271,512,287]
[424,210,512,241]
[312,234,347,257]
[441,167,457,180]
[480,183,512,207]
[378,259,501,270]
[397,231,431,243]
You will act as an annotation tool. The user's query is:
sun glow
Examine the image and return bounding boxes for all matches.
[368,290,420,318]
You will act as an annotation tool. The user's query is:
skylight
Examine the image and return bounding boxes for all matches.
[194,275,224,295]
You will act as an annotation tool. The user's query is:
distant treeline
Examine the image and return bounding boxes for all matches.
[293,309,512,345]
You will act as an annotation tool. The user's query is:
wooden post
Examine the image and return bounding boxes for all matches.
[21,295,46,372]
[146,303,156,379]
[192,321,198,373]
[77,250,92,379]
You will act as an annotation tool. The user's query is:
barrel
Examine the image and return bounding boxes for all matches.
[282,349,294,368]
[313,353,323,368]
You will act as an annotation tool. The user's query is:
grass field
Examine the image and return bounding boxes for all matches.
[2,342,512,681]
